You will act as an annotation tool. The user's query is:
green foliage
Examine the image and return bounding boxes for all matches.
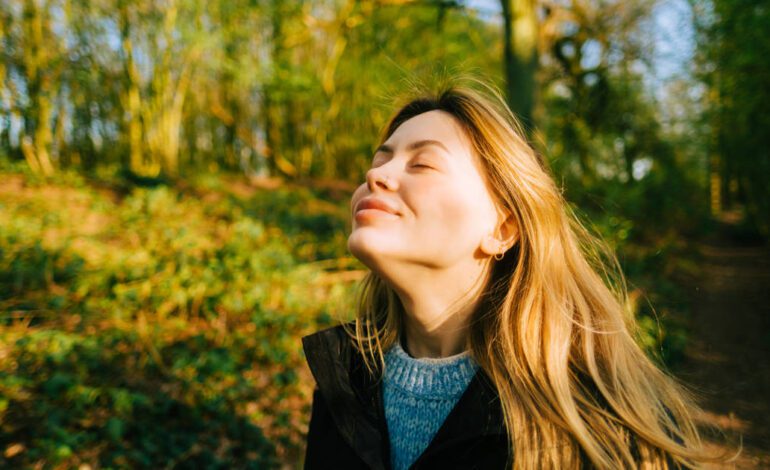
[0,0,503,181]
[0,0,721,463]
[0,170,358,467]
[567,180,706,367]
[2,327,278,468]
[620,238,696,367]
[0,161,702,467]
[695,0,770,237]
[236,186,350,261]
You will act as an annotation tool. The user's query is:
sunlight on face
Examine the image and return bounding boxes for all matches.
[347,110,500,274]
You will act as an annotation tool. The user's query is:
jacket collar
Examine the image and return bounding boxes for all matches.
[302,322,506,470]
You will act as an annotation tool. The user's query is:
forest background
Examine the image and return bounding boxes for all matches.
[1,0,769,468]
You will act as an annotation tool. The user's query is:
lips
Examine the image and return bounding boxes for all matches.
[355,197,400,216]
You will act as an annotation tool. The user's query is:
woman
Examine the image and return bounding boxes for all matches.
[301,76,728,469]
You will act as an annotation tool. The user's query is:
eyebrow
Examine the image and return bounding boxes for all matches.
[375,139,450,155]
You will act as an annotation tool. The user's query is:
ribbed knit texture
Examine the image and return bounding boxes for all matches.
[382,339,479,470]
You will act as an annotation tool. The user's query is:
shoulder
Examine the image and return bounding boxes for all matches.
[301,322,356,365]
[301,321,375,390]
[301,321,353,350]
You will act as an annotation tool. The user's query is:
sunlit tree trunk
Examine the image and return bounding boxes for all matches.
[709,152,722,216]
[500,0,538,132]
[52,90,67,167]
[222,64,239,171]
[119,0,200,179]
[119,0,147,177]
[0,15,10,158]
[262,0,297,178]
[20,0,56,176]
[317,0,356,178]
[144,0,201,178]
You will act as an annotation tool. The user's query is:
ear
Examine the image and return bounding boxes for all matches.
[480,212,519,257]
[499,213,519,248]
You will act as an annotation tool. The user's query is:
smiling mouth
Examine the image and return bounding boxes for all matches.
[354,208,400,220]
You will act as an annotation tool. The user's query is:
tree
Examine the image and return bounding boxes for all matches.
[18,0,63,176]
[501,0,538,132]
[694,0,770,237]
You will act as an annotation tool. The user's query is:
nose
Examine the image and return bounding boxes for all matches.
[365,167,397,192]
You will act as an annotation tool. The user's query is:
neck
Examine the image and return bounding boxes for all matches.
[381,258,491,359]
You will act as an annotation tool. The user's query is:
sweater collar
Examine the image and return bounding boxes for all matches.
[302,323,506,470]
[384,339,479,399]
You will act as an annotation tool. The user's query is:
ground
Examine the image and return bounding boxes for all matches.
[673,219,770,468]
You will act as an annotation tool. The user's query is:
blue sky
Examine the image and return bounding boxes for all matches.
[651,0,696,82]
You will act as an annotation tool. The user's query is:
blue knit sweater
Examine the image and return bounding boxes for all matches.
[382,339,479,470]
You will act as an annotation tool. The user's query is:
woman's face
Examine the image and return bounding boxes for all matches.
[348,110,503,273]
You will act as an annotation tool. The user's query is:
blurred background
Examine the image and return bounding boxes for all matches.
[1,0,768,468]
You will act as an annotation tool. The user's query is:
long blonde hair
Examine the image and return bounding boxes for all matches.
[342,76,730,469]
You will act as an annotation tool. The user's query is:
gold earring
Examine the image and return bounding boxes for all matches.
[494,250,504,261]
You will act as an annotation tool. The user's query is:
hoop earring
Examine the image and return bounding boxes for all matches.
[494,251,504,261]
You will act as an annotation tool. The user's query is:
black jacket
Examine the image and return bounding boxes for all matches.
[301,323,686,470]
[301,323,510,470]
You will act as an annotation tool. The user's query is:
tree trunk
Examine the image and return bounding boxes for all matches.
[500,0,538,133]
[21,0,56,176]
[119,1,147,177]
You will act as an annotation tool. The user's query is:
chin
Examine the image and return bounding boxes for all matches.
[348,236,376,263]
[348,235,391,270]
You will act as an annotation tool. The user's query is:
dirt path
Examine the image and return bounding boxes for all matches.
[672,226,770,468]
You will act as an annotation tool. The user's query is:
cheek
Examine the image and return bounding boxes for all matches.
[445,194,488,232]
[416,182,490,236]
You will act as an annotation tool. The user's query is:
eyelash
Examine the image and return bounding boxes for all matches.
[370,156,434,170]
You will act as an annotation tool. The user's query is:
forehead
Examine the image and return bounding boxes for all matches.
[384,110,473,152]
